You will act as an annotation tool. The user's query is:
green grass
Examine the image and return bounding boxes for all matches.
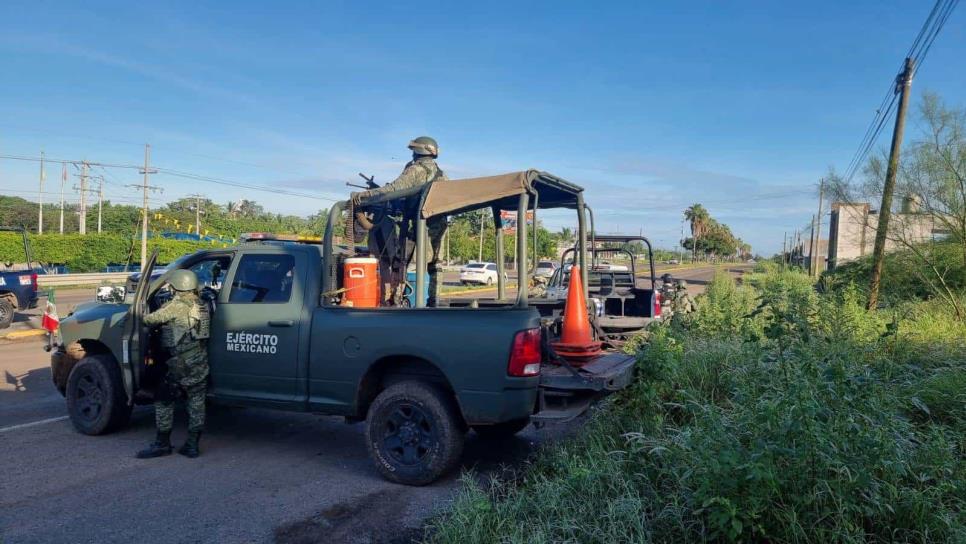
[426,269,966,543]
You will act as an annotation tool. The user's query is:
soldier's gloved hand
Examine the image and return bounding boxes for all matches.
[350,192,365,206]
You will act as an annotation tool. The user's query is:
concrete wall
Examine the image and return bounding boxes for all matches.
[828,201,944,268]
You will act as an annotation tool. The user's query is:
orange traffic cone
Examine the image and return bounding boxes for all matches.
[551,265,602,365]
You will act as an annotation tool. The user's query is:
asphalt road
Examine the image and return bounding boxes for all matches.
[0,264,742,544]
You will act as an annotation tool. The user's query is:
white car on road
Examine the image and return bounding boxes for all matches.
[534,260,558,278]
[459,262,506,285]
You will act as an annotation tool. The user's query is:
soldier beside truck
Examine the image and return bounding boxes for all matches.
[49,140,662,485]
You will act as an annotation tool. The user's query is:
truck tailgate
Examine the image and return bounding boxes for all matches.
[540,352,636,391]
[533,352,636,422]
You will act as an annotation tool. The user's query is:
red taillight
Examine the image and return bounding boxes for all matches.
[654,292,662,317]
[31,272,38,291]
[508,328,542,377]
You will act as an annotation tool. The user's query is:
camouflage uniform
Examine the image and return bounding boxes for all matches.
[144,291,209,433]
[358,156,449,304]
[672,285,696,315]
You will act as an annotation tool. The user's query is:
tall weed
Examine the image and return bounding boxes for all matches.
[427,269,965,544]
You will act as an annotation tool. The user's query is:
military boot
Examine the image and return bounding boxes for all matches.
[178,431,202,458]
[136,431,173,459]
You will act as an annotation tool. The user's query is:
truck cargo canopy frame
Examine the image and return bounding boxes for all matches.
[328,170,587,307]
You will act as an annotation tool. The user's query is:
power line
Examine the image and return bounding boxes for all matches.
[153,167,338,201]
[842,0,960,183]
[0,153,339,202]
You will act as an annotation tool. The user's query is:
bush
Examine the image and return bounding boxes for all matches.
[0,232,218,272]
[821,241,965,305]
[427,268,966,543]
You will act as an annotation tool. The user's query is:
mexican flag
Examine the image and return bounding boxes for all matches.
[42,290,60,332]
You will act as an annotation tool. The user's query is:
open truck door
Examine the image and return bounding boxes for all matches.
[121,249,159,403]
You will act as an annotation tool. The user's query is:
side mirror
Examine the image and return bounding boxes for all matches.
[95,285,126,304]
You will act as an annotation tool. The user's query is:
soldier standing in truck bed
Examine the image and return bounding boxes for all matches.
[352,136,448,306]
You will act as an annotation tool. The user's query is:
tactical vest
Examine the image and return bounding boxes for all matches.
[188,298,211,341]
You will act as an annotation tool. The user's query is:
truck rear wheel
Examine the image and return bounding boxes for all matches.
[472,417,531,439]
[365,381,464,486]
[66,355,131,435]
[0,298,14,329]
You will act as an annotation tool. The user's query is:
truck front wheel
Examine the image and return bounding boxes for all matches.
[66,355,132,435]
[365,381,465,486]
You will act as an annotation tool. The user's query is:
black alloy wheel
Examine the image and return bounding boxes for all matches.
[365,381,465,485]
[73,371,106,424]
[382,402,437,466]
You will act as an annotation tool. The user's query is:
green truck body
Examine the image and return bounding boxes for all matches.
[49,170,636,485]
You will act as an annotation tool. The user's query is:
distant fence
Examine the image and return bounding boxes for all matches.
[38,272,130,288]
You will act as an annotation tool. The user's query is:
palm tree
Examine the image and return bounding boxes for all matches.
[684,204,710,261]
[557,227,574,243]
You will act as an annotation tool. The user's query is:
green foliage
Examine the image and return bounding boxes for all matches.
[427,268,966,544]
[688,272,759,338]
[682,204,746,259]
[822,241,965,306]
[0,232,216,272]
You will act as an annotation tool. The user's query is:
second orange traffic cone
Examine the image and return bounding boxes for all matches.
[551,265,602,365]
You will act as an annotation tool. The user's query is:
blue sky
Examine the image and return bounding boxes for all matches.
[0,1,963,254]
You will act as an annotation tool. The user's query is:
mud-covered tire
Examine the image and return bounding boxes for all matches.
[472,417,531,439]
[365,381,464,486]
[66,355,131,435]
[0,298,14,329]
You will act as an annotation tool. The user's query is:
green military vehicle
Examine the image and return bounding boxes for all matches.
[49,171,636,485]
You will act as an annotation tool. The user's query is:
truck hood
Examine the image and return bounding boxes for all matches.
[61,302,129,343]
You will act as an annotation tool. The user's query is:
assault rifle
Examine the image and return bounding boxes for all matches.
[346,173,379,190]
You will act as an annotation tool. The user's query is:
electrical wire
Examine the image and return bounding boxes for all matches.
[152,168,338,202]
[0,153,340,202]
[842,0,959,183]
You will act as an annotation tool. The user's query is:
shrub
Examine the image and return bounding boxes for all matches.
[427,267,966,544]
[822,241,965,305]
[0,232,218,272]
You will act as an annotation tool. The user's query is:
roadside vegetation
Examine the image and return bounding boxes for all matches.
[427,263,965,543]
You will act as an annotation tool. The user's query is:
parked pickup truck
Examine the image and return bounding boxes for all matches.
[541,235,661,346]
[0,226,40,329]
[50,170,637,485]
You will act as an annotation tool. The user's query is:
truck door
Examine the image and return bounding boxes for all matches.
[122,249,159,401]
[209,250,305,404]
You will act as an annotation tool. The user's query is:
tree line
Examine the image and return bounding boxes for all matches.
[682,203,751,260]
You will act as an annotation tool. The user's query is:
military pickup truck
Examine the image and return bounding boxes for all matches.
[0,226,40,329]
[50,171,637,485]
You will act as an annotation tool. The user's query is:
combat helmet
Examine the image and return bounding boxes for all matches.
[168,269,199,292]
[408,136,439,158]
[675,279,688,289]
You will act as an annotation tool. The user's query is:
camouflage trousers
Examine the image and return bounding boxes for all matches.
[155,351,209,433]
[155,382,206,433]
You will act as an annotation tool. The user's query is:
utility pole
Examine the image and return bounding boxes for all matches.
[131,144,159,271]
[59,163,66,234]
[38,151,45,234]
[807,215,817,273]
[782,232,788,271]
[187,193,205,237]
[679,221,686,263]
[797,230,803,264]
[868,57,914,310]
[810,179,825,277]
[78,161,89,235]
[97,177,104,234]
